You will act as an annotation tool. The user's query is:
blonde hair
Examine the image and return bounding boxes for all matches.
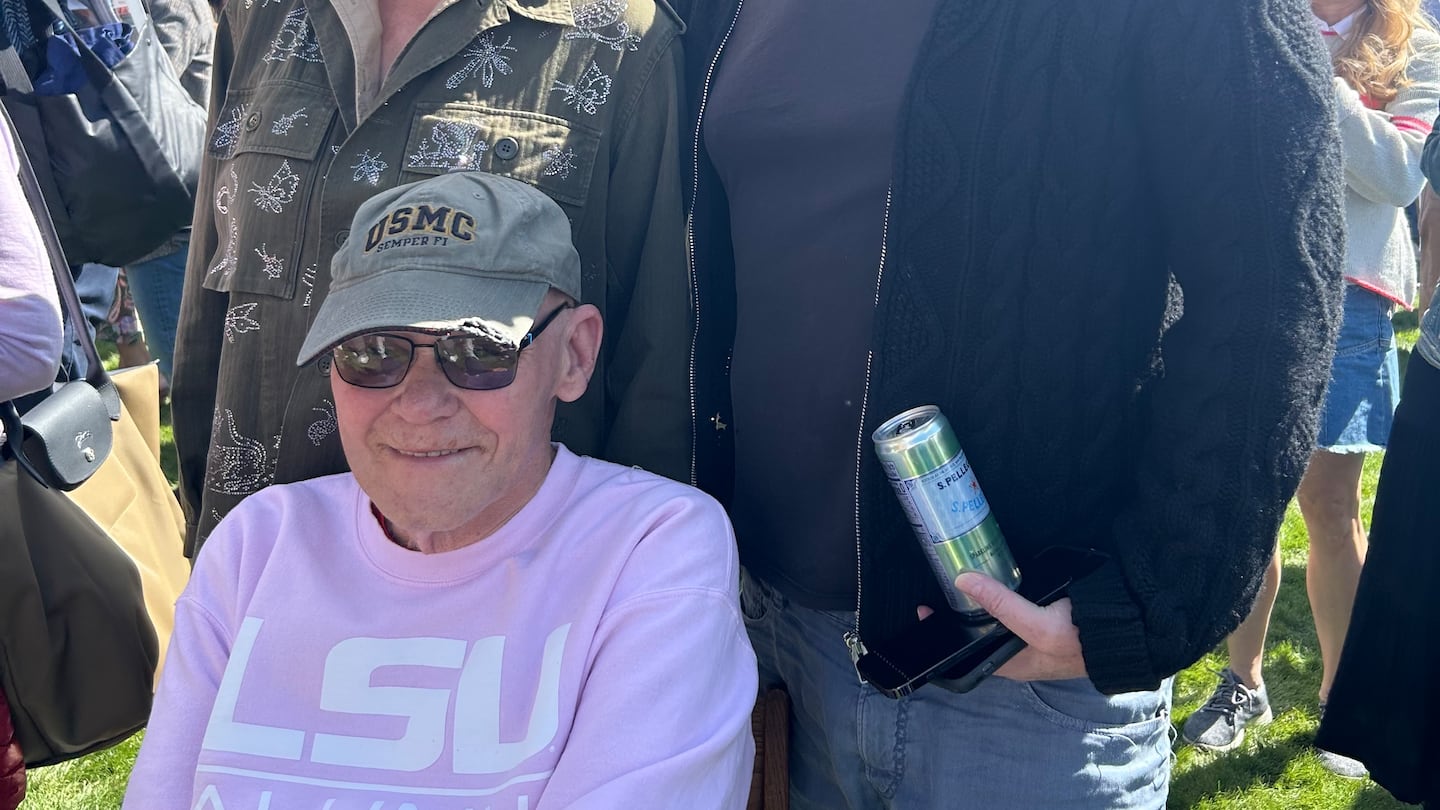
[1333,0,1438,105]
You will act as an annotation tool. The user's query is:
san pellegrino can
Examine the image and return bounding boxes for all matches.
[872,405,1021,619]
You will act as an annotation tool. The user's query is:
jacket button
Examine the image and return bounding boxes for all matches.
[245,111,262,131]
[494,137,519,160]
[334,229,349,247]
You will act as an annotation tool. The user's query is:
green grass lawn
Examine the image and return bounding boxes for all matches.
[22,737,140,810]
[19,324,1425,808]
[1168,449,1411,810]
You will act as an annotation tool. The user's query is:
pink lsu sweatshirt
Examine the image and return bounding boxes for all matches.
[124,446,757,809]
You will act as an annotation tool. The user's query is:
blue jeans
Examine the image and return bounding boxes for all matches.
[66,262,120,380]
[125,236,189,380]
[740,569,1173,809]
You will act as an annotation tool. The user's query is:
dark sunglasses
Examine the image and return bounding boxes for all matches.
[329,303,573,391]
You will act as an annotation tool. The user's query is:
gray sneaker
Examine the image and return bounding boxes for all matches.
[1180,668,1273,752]
[1316,703,1368,779]
[1316,749,1368,778]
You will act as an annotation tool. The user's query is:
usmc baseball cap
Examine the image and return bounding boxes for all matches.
[296,172,581,366]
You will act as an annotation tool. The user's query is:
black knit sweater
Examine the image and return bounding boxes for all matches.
[685,0,1345,694]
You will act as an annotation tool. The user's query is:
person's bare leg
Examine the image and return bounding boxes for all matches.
[1224,547,1283,690]
[1295,449,1369,703]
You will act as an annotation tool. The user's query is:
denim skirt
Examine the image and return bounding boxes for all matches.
[1316,284,1401,452]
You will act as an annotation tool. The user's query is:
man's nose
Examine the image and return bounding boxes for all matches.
[392,349,460,417]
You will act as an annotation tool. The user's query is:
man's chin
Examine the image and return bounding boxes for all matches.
[375,507,459,537]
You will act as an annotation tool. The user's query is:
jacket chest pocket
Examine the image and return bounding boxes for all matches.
[399,103,600,213]
[201,82,338,301]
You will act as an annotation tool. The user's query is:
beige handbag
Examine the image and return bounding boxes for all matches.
[67,362,190,680]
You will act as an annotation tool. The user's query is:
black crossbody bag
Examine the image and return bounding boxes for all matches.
[0,101,159,767]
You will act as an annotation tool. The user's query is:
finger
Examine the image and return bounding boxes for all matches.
[916,605,935,621]
[955,572,1050,643]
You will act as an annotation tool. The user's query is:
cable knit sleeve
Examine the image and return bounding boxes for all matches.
[1336,31,1440,207]
[1066,0,1347,693]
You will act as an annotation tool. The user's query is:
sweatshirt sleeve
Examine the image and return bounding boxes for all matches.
[536,495,756,809]
[1335,34,1440,207]
[1066,0,1346,694]
[0,123,62,403]
[122,537,239,808]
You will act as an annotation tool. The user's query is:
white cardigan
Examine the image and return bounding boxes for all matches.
[1326,24,1440,306]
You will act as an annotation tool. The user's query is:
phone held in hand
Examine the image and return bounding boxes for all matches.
[854,545,1109,699]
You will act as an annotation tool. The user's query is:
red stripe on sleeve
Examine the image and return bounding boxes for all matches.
[1391,115,1434,135]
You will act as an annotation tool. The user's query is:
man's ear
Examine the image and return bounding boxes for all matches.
[554,303,602,403]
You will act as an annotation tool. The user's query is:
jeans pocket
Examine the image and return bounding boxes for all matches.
[1336,286,1397,357]
[999,679,1172,806]
[738,567,773,625]
[1020,679,1170,742]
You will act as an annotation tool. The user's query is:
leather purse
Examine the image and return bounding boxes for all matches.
[0,101,186,767]
[3,380,114,490]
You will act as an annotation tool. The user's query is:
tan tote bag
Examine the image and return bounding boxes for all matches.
[66,363,190,679]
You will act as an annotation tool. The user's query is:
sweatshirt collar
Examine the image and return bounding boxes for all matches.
[1315,8,1363,39]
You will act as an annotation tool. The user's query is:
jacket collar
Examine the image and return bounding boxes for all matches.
[502,0,575,27]
[380,0,576,100]
[315,0,577,128]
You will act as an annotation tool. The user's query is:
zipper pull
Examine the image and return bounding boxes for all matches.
[844,630,868,684]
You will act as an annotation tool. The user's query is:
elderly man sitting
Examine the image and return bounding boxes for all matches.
[124,173,758,809]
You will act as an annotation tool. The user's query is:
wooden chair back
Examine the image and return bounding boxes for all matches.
[747,688,790,810]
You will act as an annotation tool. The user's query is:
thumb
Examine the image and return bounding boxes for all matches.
[956,571,1046,640]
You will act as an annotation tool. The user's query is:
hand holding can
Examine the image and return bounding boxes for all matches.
[873,405,1022,620]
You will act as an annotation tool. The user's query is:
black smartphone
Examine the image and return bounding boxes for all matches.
[854,546,1108,699]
